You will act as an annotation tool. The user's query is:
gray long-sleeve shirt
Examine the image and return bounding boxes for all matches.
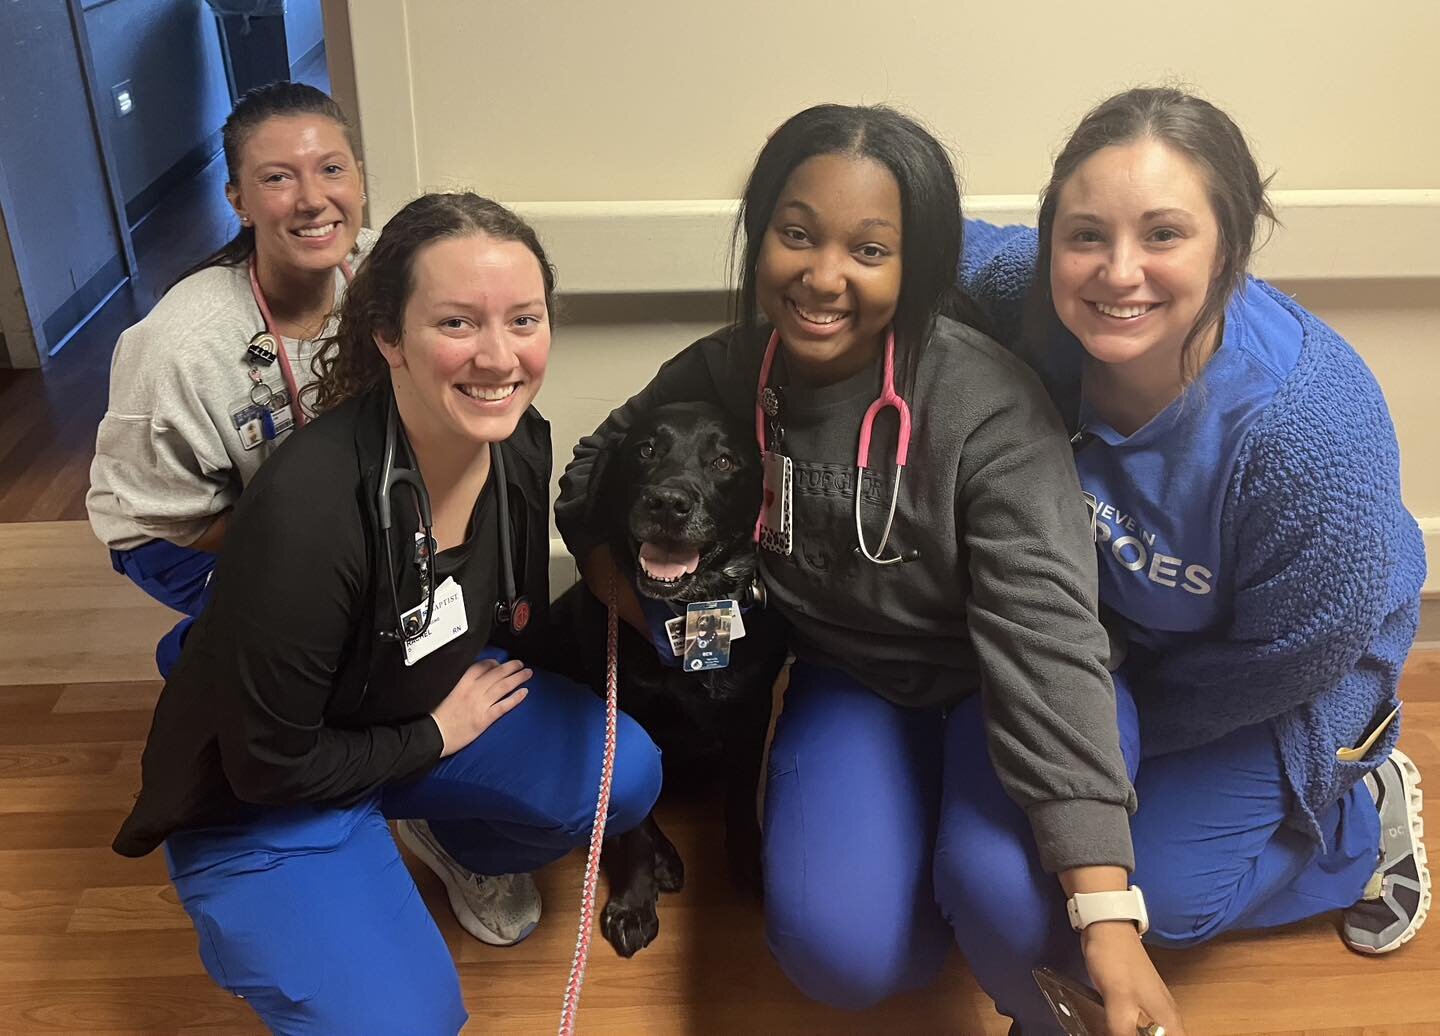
[556,317,1136,873]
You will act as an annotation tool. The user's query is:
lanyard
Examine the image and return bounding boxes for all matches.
[248,256,354,430]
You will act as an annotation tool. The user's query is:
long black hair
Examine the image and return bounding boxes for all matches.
[170,82,358,290]
[734,103,990,396]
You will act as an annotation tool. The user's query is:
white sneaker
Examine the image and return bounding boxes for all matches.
[1342,748,1431,954]
[396,818,541,946]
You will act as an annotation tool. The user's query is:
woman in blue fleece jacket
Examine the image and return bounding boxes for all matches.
[963,87,1430,960]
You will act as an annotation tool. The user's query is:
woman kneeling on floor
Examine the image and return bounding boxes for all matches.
[111,193,662,1034]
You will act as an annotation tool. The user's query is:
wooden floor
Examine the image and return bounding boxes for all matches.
[0,521,1436,1035]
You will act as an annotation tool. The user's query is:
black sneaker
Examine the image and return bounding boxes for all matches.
[1342,748,1431,954]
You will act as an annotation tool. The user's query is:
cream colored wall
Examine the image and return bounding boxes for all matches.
[329,0,1440,589]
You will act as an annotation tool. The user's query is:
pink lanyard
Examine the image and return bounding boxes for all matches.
[248,256,354,430]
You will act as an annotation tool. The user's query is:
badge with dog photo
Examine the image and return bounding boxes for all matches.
[666,602,745,658]
[683,600,734,671]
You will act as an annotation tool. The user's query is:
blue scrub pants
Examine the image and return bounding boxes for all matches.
[164,659,663,1035]
[110,539,215,676]
[761,662,1377,1033]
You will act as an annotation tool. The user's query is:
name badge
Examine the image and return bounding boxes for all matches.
[401,576,468,667]
[665,601,746,659]
[681,599,742,672]
[759,450,793,556]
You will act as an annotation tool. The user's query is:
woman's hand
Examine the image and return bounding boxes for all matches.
[1081,921,1185,1036]
[430,658,531,757]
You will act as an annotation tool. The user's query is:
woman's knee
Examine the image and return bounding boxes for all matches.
[933,835,1058,964]
[767,920,943,1011]
[604,710,663,834]
[1137,878,1227,949]
[764,853,949,1011]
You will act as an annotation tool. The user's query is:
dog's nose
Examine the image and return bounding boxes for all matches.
[642,486,694,517]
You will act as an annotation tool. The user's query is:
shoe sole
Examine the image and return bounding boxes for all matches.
[395,821,540,948]
[1352,748,1431,955]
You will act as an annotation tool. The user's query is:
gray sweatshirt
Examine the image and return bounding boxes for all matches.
[555,317,1136,872]
[88,228,377,550]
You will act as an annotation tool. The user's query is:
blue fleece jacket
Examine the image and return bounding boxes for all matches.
[960,221,1426,846]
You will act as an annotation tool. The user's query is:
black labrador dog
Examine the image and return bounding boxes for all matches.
[552,401,788,957]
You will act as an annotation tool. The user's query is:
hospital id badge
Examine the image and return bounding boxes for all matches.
[401,577,468,667]
[759,450,793,556]
[666,601,745,658]
[682,600,734,672]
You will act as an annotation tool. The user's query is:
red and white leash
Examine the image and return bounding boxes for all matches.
[558,574,620,1035]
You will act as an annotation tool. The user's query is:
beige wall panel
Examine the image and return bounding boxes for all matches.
[399,0,1438,202]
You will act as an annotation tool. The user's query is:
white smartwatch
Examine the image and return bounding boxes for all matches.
[1066,885,1149,935]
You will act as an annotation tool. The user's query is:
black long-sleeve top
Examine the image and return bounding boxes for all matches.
[113,386,553,858]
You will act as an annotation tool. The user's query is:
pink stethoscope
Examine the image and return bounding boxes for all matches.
[247,256,353,431]
[754,327,915,565]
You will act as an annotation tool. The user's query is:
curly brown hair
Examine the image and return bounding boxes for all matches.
[307,192,557,413]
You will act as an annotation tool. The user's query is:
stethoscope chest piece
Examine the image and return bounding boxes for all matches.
[496,595,531,635]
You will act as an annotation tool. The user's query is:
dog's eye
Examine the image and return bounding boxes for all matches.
[638,443,656,460]
[713,454,735,472]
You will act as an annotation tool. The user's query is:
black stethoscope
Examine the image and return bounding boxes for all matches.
[376,398,529,644]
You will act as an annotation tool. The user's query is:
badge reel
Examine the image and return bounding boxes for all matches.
[247,368,278,441]
[758,386,793,556]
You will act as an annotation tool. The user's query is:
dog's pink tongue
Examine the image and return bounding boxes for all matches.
[639,541,700,581]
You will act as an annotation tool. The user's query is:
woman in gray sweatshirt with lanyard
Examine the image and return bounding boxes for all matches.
[88,83,374,676]
[556,104,1183,1036]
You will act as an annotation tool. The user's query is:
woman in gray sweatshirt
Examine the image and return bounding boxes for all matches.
[556,104,1184,1035]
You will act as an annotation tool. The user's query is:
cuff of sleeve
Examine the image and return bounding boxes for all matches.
[398,715,445,779]
[1027,798,1135,874]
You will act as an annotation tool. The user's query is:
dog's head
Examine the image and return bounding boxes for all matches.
[593,401,761,604]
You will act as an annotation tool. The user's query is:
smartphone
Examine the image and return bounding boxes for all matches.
[1032,968,1163,1036]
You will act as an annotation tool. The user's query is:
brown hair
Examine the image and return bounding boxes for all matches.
[172,82,357,289]
[1028,86,1277,393]
[307,192,557,413]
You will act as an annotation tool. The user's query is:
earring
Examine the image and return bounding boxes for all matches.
[239,215,250,225]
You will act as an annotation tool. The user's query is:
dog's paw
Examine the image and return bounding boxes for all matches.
[654,837,685,893]
[600,895,660,957]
